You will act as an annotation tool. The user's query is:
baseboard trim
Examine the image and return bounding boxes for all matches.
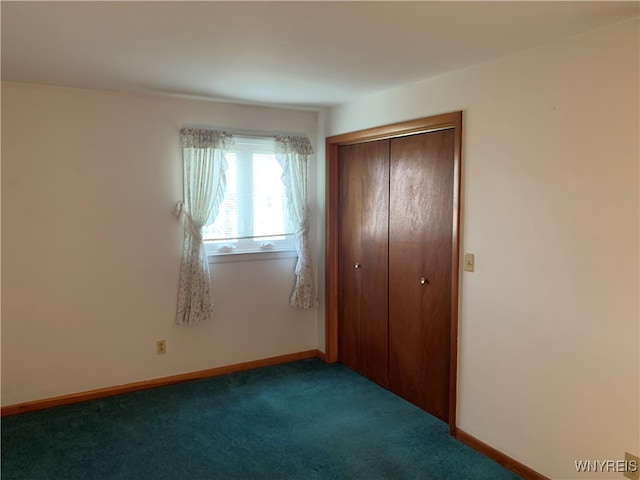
[453,428,550,480]
[2,349,322,417]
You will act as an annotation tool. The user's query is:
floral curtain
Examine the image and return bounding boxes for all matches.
[175,128,234,325]
[275,135,316,309]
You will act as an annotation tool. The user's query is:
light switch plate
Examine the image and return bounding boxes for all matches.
[463,253,475,272]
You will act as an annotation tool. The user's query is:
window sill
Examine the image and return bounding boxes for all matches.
[208,249,297,264]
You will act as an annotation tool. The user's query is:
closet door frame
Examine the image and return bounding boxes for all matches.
[325,111,463,433]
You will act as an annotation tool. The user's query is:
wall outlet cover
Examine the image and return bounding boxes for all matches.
[156,340,167,355]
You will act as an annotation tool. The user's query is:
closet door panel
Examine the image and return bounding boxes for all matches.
[388,129,455,421]
[338,141,390,388]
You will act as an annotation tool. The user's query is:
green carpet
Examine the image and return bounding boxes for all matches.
[2,358,522,479]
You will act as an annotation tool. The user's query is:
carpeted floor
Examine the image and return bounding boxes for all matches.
[2,358,522,479]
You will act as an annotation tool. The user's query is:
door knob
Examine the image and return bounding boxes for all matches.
[420,277,428,285]
[354,262,361,269]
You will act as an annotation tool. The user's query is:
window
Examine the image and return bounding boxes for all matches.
[202,136,295,255]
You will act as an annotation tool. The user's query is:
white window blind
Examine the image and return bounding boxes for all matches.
[202,136,295,255]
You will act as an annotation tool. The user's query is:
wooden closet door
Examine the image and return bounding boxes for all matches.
[388,129,455,421]
[338,140,390,388]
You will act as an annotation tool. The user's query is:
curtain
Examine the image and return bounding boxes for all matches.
[175,128,234,325]
[275,136,316,309]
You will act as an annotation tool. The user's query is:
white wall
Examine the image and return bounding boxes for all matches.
[327,19,639,480]
[1,83,322,406]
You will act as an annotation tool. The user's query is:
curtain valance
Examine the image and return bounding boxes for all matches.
[180,128,235,150]
[274,135,314,156]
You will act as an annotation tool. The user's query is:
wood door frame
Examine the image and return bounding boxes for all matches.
[325,111,463,434]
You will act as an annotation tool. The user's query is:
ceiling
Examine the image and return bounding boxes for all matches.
[2,1,638,108]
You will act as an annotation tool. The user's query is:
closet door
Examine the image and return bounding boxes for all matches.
[388,129,455,421]
[338,140,390,388]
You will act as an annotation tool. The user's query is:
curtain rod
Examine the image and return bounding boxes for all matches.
[204,233,296,242]
[182,125,309,139]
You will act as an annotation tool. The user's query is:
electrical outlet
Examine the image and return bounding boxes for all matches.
[624,452,639,480]
[156,340,166,355]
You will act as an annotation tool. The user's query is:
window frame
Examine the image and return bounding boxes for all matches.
[202,135,296,259]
